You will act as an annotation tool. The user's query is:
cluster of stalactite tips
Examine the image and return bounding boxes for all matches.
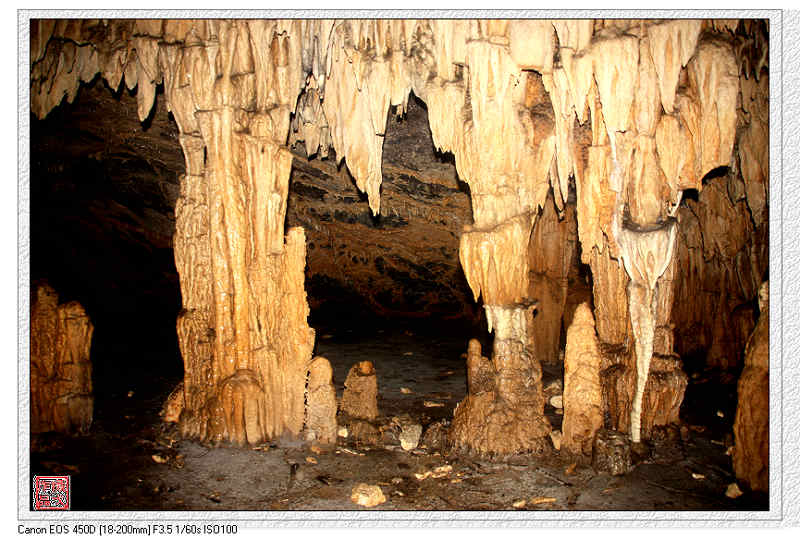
[29,18,769,492]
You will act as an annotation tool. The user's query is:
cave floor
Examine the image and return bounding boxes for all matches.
[29,324,768,513]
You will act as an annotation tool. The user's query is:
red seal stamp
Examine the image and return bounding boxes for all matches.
[33,475,70,510]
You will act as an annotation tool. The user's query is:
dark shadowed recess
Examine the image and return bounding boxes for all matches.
[29,79,184,424]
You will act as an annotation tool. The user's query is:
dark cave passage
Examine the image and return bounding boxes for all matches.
[30,93,185,425]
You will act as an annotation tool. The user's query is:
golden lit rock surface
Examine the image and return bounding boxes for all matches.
[30,283,94,435]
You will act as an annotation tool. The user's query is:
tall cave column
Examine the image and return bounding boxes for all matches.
[450,215,552,455]
[168,21,315,444]
[430,30,561,456]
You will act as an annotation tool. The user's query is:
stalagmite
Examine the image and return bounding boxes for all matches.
[305,356,338,445]
[340,361,379,421]
[465,339,494,396]
[562,303,603,456]
[449,306,551,456]
[30,283,94,435]
[733,281,769,492]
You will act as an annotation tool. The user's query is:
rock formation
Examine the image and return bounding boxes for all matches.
[562,303,603,456]
[592,429,632,476]
[305,356,338,445]
[30,282,94,435]
[527,193,579,365]
[733,280,769,492]
[450,326,552,456]
[29,18,769,451]
[340,361,379,421]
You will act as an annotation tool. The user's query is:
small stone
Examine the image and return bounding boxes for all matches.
[350,483,386,507]
[391,477,403,484]
[691,472,706,480]
[420,420,448,453]
[549,394,563,409]
[306,456,317,464]
[127,390,135,398]
[152,454,168,464]
[399,423,423,451]
[512,498,527,509]
[549,430,562,451]
[543,379,563,399]
[400,387,412,394]
[717,410,724,418]
[431,464,452,478]
[725,482,743,499]
[338,426,348,438]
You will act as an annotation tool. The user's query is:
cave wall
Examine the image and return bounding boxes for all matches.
[29,18,769,450]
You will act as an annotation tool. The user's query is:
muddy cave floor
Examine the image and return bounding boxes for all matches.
[30,321,768,513]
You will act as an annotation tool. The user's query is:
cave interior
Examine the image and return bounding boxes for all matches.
[27,17,770,512]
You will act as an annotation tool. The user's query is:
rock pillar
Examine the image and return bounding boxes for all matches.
[733,281,769,492]
[30,283,94,435]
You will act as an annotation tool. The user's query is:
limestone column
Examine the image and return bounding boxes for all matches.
[167,21,315,445]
